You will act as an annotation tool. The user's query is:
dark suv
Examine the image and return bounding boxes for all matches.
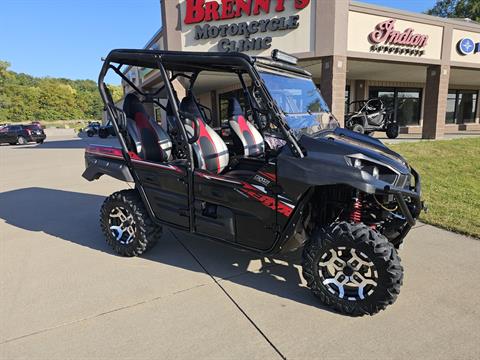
[0,124,46,145]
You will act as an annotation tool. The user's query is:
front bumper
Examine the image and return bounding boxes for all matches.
[381,167,423,226]
[28,134,46,142]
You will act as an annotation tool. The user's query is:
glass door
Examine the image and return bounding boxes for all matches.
[369,87,422,126]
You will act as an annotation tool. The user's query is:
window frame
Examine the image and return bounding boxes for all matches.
[446,89,479,125]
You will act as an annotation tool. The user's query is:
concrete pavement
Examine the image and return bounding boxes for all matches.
[1,136,479,359]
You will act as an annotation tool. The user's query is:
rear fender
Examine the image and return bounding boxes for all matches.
[82,155,134,182]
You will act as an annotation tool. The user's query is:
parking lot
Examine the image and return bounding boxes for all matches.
[1,135,479,359]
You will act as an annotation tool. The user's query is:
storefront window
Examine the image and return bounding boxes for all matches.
[369,87,422,126]
[446,91,457,124]
[345,85,351,114]
[446,90,478,124]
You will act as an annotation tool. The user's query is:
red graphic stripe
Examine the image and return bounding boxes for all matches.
[240,182,293,217]
[258,171,276,182]
[197,118,221,173]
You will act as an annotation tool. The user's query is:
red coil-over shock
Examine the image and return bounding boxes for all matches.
[350,192,363,223]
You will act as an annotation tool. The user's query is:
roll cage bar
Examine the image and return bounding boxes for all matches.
[98,49,304,161]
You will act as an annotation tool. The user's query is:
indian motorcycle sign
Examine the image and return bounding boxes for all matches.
[183,0,311,52]
[368,19,429,56]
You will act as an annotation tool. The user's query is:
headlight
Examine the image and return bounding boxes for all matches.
[346,156,398,184]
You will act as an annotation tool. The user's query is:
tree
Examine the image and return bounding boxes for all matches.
[0,59,123,122]
[427,0,480,22]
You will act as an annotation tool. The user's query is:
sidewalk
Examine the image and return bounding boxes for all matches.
[1,137,479,359]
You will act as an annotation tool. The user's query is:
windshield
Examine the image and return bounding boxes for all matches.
[259,70,338,137]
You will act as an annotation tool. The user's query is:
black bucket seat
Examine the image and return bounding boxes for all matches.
[123,93,172,162]
[179,95,229,174]
[227,97,264,157]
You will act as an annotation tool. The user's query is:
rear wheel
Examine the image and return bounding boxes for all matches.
[352,124,364,134]
[302,221,403,316]
[386,124,399,139]
[98,128,109,138]
[100,189,161,256]
[17,136,27,145]
[87,130,94,137]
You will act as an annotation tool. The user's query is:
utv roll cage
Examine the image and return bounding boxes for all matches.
[98,49,306,168]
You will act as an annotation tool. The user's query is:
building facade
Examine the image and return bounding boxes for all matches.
[123,0,480,139]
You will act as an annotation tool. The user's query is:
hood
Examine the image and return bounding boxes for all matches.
[277,127,413,200]
[307,127,410,174]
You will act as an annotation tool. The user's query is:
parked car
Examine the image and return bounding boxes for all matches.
[0,124,46,145]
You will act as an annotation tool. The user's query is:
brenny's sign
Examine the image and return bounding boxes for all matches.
[183,0,310,53]
[368,19,429,56]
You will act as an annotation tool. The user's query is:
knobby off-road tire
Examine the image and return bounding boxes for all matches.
[302,221,403,316]
[386,124,399,139]
[98,128,109,139]
[352,124,365,134]
[100,189,161,256]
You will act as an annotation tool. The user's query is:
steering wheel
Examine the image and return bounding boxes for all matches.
[179,110,200,144]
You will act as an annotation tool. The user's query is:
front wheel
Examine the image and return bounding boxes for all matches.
[98,128,109,138]
[100,189,161,256]
[86,130,94,137]
[386,124,399,139]
[302,222,403,316]
[352,124,365,134]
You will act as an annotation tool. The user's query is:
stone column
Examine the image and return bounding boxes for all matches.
[354,80,367,101]
[161,0,182,51]
[320,56,347,126]
[422,65,450,139]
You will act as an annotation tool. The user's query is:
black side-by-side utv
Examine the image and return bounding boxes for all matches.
[345,99,399,139]
[83,49,424,316]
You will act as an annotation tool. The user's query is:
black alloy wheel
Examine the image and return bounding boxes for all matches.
[302,221,403,316]
[100,190,161,256]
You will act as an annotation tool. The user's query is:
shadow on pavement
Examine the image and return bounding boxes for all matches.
[0,187,327,311]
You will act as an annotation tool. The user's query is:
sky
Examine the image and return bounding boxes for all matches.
[0,0,437,84]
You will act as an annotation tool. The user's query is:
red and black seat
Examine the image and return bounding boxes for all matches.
[179,95,229,174]
[228,97,264,157]
[123,93,172,162]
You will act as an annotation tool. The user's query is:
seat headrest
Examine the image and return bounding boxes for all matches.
[179,95,202,118]
[123,93,147,119]
[228,97,243,117]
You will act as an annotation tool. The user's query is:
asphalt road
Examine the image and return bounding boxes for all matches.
[1,136,479,359]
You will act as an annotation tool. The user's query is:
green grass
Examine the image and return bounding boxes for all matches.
[390,138,480,238]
